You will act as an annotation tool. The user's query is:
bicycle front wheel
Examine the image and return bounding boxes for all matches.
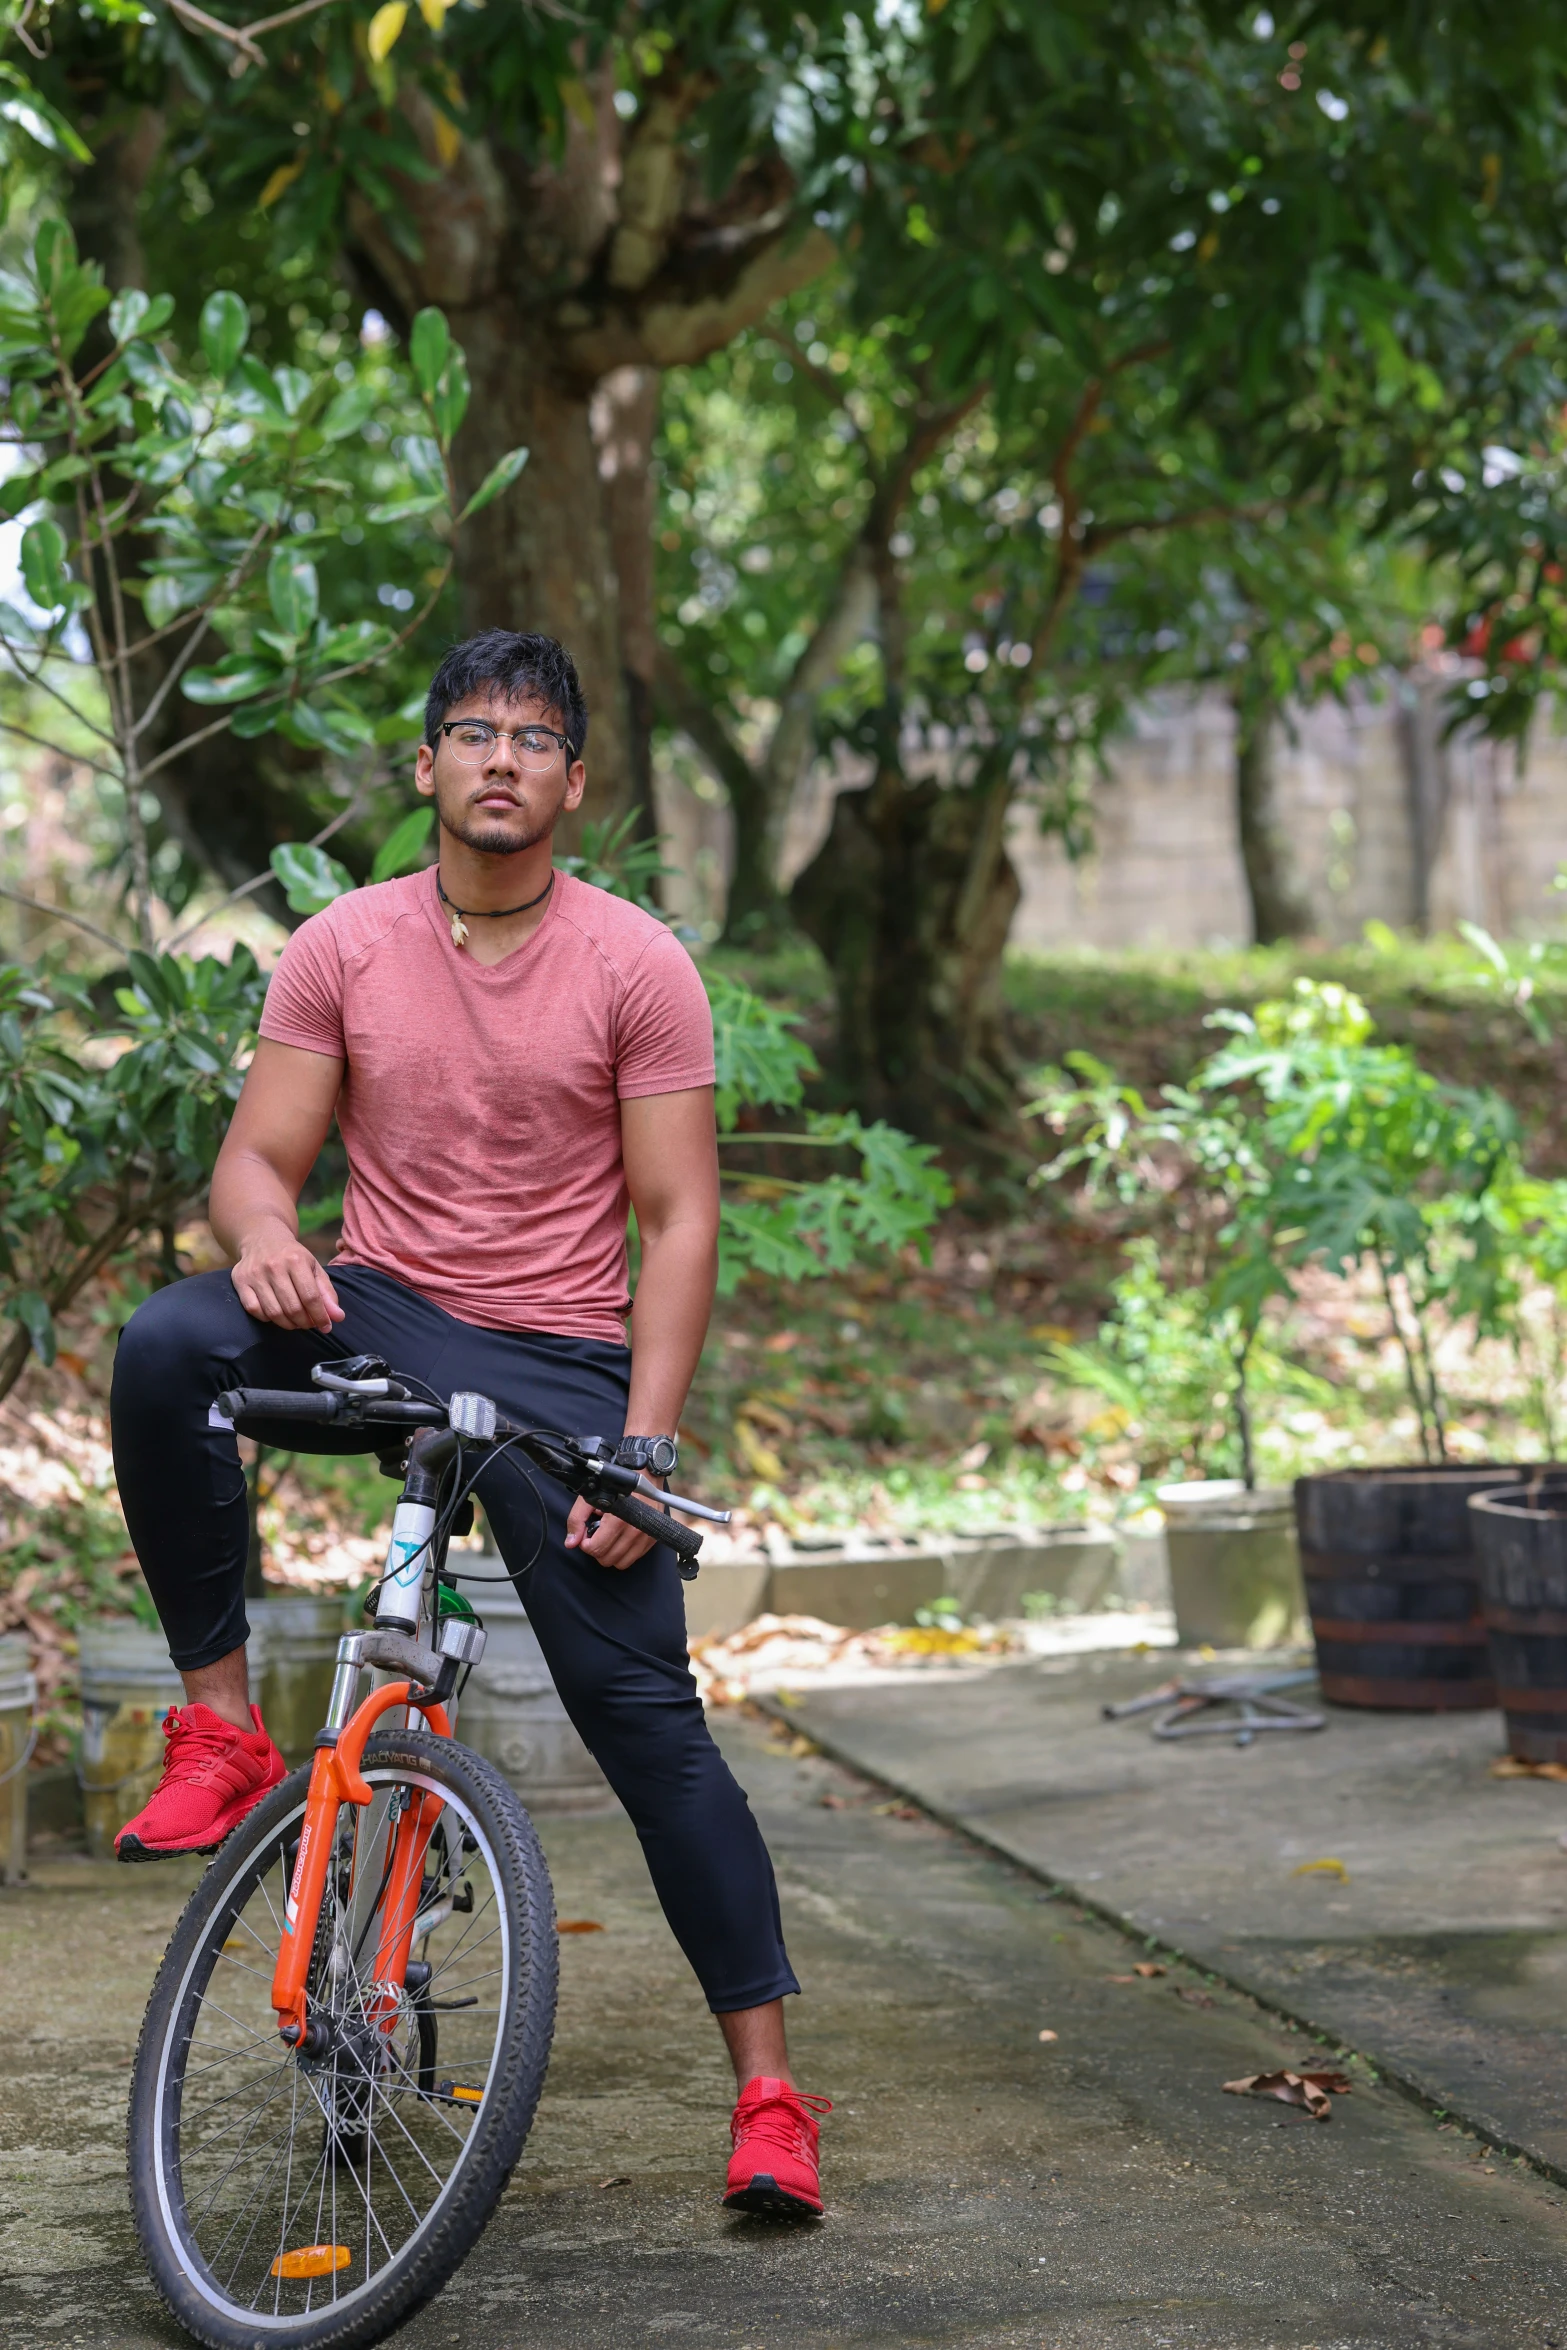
[129,1728,557,2350]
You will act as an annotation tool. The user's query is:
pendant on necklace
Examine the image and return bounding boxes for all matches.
[448,909,469,950]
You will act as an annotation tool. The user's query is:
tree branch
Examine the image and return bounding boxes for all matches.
[0,887,128,955]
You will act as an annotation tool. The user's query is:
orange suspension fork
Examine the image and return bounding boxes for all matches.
[272,1680,451,2049]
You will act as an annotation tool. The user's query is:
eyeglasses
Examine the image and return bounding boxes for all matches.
[438,720,576,770]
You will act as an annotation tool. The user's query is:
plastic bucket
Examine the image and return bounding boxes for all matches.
[0,1632,36,1884]
[247,1591,350,1766]
[1470,1478,1567,1762]
[1157,1482,1304,1650]
[77,1622,185,1860]
[1295,1465,1530,1710]
[455,1565,616,1816]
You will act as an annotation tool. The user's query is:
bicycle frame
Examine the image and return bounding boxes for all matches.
[271,1675,454,2048]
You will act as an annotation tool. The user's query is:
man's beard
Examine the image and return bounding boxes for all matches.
[439,788,555,858]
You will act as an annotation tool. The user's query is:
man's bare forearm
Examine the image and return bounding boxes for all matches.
[625,1217,718,1438]
[208,1152,304,1261]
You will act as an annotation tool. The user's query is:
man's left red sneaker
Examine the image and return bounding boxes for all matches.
[723,2077,831,2217]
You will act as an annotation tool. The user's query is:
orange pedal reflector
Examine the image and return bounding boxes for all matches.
[271,2245,351,2280]
[451,2084,483,2103]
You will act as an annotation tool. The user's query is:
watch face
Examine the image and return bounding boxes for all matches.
[647,1435,678,1476]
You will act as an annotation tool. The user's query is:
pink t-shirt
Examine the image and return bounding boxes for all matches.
[257,868,715,1343]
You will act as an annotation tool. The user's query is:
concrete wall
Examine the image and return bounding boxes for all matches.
[656,667,1567,951]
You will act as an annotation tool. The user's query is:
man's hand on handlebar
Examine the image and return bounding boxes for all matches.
[564,1493,657,1570]
[231,1220,345,1335]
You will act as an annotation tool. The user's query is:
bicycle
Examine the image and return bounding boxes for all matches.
[126,1355,726,2350]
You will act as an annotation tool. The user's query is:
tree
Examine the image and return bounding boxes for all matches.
[12,0,865,852]
[0,220,519,952]
[652,2,1567,1130]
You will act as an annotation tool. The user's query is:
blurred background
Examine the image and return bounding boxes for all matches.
[7,0,1567,1779]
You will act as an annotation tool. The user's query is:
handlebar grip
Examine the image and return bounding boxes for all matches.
[216,1388,345,1424]
[601,1489,703,1574]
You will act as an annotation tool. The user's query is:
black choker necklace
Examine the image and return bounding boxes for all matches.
[438,871,554,949]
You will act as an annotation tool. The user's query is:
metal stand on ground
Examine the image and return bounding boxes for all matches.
[1103,1669,1326,1748]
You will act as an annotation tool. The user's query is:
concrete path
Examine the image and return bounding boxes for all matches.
[765,1649,1567,2188]
[1,1710,1564,2348]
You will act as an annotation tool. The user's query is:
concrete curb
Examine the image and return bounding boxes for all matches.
[750,1691,1567,2192]
[685,1523,1168,1638]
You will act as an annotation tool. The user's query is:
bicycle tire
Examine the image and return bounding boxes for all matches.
[128,1729,556,2350]
[601,1487,702,1563]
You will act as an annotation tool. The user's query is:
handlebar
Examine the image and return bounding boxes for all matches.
[214,1381,719,1572]
[216,1389,445,1428]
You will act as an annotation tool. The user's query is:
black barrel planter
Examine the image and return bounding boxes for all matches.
[1470,1480,1567,1763]
[1294,1466,1529,1710]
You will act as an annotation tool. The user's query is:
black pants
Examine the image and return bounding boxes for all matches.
[110,1265,798,2014]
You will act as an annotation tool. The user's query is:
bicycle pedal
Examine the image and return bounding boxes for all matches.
[435,2080,485,2105]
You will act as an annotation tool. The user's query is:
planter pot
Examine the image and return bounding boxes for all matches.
[1470,1478,1567,1763]
[77,1621,185,1860]
[1157,1482,1304,1650]
[246,1590,350,1767]
[1295,1465,1531,1711]
[0,1632,35,1885]
[455,1565,616,1816]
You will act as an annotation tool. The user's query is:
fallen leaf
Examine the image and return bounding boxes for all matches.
[1037,2029,1059,2043]
[1223,2068,1351,2122]
[762,1330,800,1353]
[557,1920,604,1934]
[1491,1755,1567,1782]
[1106,1974,1139,1984]
[1292,1857,1349,1881]
[819,1793,847,1810]
[1134,1961,1166,1978]
[1174,1986,1216,2009]
[787,1734,817,1758]
[596,2174,632,2190]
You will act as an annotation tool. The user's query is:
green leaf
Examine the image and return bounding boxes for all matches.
[369,804,434,883]
[320,380,378,440]
[269,842,356,914]
[366,492,447,524]
[107,286,149,343]
[272,365,311,418]
[0,471,39,521]
[277,699,375,754]
[267,546,320,637]
[182,655,284,706]
[457,444,528,524]
[432,344,470,448]
[230,354,289,419]
[409,307,450,398]
[20,516,67,610]
[229,702,277,739]
[199,289,250,380]
[0,68,91,164]
[12,1289,55,1366]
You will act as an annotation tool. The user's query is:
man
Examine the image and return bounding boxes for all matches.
[109,629,828,2217]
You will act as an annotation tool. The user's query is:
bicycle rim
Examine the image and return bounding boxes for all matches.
[146,1760,517,2335]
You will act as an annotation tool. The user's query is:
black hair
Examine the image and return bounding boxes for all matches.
[422,629,588,755]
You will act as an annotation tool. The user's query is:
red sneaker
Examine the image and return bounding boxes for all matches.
[723,2077,831,2217]
[115,1704,286,1861]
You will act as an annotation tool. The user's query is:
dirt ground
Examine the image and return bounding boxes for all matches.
[2,1709,1565,2349]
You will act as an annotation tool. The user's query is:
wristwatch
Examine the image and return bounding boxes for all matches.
[615,1434,679,1479]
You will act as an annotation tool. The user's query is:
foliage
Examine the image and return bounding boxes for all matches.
[1044,1239,1332,1487]
[0,947,266,1393]
[0,217,521,944]
[1032,980,1522,1465]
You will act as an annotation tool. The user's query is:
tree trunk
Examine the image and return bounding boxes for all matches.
[450,316,632,844]
[594,366,661,842]
[1234,691,1311,945]
[790,753,1021,1138]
